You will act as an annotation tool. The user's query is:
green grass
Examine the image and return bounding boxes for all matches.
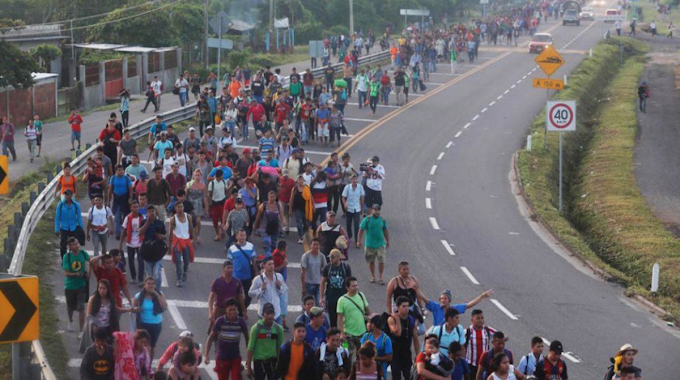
[517,37,680,322]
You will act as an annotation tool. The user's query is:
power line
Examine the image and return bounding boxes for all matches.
[0,0,170,32]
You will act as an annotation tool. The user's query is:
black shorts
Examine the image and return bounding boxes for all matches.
[65,287,87,312]
[36,134,42,146]
[364,187,383,208]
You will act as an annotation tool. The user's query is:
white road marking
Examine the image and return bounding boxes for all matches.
[472,115,480,121]
[167,300,188,329]
[460,267,480,285]
[463,123,471,129]
[522,75,527,79]
[161,267,168,288]
[497,95,503,100]
[423,82,443,86]
[527,71,532,76]
[347,102,399,108]
[410,93,424,97]
[160,256,302,269]
[446,141,453,148]
[541,338,581,363]
[511,84,516,89]
[437,152,445,160]
[429,217,440,230]
[509,232,520,235]
[430,165,437,175]
[491,299,519,320]
[504,89,510,94]
[489,101,496,107]
[441,240,456,256]
[426,181,432,191]
[481,107,488,113]
[345,117,375,122]
[516,80,522,84]
[426,198,432,209]
[455,131,462,138]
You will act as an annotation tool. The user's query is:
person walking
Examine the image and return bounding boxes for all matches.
[246,303,283,380]
[62,237,90,338]
[248,257,288,324]
[168,202,196,287]
[119,89,130,129]
[0,115,17,161]
[55,189,84,259]
[337,276,371,358]
[139,206,167,287]
[357,204,389,284]
[33,114,43,157]
[342,174,364,247]
[119,200,145,284]
[86,194,114,258]
[637,81,649,113]
[301,238,328,304]
[132,276,167,360]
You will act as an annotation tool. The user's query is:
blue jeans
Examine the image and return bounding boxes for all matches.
[127,246,144,282]
[179,92,187,106]
[305,283,320,304]
[172,246,190,281]
[144,260,163,288]
[311,207,327,230]
[226,121,237,137]
[279,289,288,317]
[262,231,279,256]
[346,211,361,240]
[112,194,129,238]
[294,210,308,239]
[381,87,390,104]
[357,91,367,108]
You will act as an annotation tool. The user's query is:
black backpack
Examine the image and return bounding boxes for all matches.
[603,357,615,380]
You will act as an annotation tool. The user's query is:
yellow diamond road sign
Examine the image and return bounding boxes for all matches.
[535,45,565,77]
[0,275,39,344]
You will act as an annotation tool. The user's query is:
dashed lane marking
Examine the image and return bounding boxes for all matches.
[472,115,480,121]
[430,165,437,175]
[437,152,445,160]
[464,123,471,129]
[455,131,462,138]
[446,141,453,148]
[460,267,480,285]
[426,198,432,209]
[441,240,456,256]
[426,181,432,191]
[491,299,519,320]
[429,217,440,230]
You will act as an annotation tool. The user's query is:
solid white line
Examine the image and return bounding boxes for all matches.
[437,152,445,160]
[430,165,437,175]
[511,84,516,88]
[429,217,440,230]
[426,198,432,209]
[441,240,456,256]
[423,82,443,86]
[347,102,399,108]
[472,115,480,121]
[410,93,424,97]
[426,181,432,191]
[167,301,188,329]
[541,338,581,363]
[454,131,462,138]
[460,267,480,285]
[497,95,503,100]
[345,117,374,122]
[160,267,168,288]
[463,123,471,129]
[446,141,453,148]
[481,107,488,113]
[504,89,510,94]
[491,299,519,320]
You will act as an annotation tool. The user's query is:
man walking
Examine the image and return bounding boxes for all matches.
[320,249,352,327]
[357,204,389,284]
[0,116,17,161]
[62,237,89,337]
[337,276,370,358]
[249,257,288,324]
[55,189,84,259]
[301,238,328,304]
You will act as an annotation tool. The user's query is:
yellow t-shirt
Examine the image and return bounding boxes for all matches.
[285,342,304,380]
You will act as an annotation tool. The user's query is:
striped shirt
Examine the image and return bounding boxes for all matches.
[311,181,328,209]
[465,325,496,367]
[212,315,248,361]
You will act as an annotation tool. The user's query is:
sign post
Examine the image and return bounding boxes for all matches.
[546,100,577,212]
[209,11,230,81]
[535,45,566,149]
[0,155,7,195]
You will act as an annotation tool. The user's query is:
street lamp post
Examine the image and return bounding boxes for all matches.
[349,0,354,35]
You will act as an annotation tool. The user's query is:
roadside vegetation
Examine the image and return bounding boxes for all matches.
[517,37,680,321]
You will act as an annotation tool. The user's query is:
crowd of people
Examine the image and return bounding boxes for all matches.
[43,3,649,379]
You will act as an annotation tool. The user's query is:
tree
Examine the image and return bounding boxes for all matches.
[87,3,178,47]
[0,41,40,88]
[31,44,61,71]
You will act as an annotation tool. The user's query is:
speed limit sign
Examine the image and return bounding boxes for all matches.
[546,100,576,132]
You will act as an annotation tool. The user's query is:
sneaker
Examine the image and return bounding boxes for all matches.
[176,281,183,288]
[297,238,303,244]
[78,332,83,340]
[182,273,187,282]
[67,321,74,332]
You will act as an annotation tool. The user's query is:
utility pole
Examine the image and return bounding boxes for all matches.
[204,0,209,68]
[269,0,274,51]
[349,0,354,35]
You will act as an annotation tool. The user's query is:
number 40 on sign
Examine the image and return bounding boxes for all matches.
[546,100,576,132]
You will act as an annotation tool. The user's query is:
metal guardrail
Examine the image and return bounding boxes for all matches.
[8,47,389,379]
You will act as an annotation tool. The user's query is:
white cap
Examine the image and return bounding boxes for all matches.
[189,127,196,132]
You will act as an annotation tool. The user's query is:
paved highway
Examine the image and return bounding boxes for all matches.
[48,10,680,379]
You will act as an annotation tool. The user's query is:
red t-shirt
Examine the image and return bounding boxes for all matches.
[93,265,127,307]
[98,128,121,143]
[300,104,313,120]
[275,103,290,123]
[278,177,295,203]
[223,197,236,214]
[69,114,83,133]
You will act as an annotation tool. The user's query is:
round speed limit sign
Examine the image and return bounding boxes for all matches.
[546,100,576,131]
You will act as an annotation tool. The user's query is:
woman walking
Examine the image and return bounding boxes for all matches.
[254,190,286,255]
[86,279,131,341]
[119,89,131,129]
[186,169,209,242]
[132,277,167,360]
[24,119,38,163]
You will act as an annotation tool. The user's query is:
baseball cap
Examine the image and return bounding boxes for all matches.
[372,204,381,210]
[64,189,73,196]
[205,125,213,130]
[189,127,196,132]
[282,169,290,176]
[550,340,563,354]
[329,249,346,260]
[139,171,148,179]
[262,302,275,315]
[179,331,193,338]
[309,307,324,318]
[242,148,252,154]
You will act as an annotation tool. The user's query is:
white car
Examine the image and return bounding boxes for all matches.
[579,7,594,20]
[529,33,554,53]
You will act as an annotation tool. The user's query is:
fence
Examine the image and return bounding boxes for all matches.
[7,47,390,380]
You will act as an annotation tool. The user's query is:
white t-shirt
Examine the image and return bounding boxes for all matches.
[152,80,162,96]
[366,164,385,191]
[218,136,237,151]
[88,206,113,233]
[302,172,315,186]
[158,156,176,178]
[175,78,188,93]
[121,215,143,247]
[174,153,189,177]
[491,366,517,380]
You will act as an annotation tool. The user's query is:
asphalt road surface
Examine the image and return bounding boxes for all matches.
[49,10,680,380]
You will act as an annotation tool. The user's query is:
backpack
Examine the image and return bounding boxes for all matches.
[264,205,280,235]
[435,323,463,346]
[603,358,615,380]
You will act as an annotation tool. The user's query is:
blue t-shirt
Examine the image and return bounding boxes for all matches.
[426,300,467,326]
[305,324,327,351]
[451,359,470,380]
[209,166,233,181]
[136,293,163,324]
[360,332,393,374]
[149,122,167,136]
[154,140,174,158]
[257,159,280,168]
[259,137,276,153]
[109,175,132,196]
[227,242,256,280]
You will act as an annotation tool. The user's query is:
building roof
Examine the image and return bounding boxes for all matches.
[69,43,127,51]
[0,24,66,42]
[228,19,254,33]
[114,46,158,53]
